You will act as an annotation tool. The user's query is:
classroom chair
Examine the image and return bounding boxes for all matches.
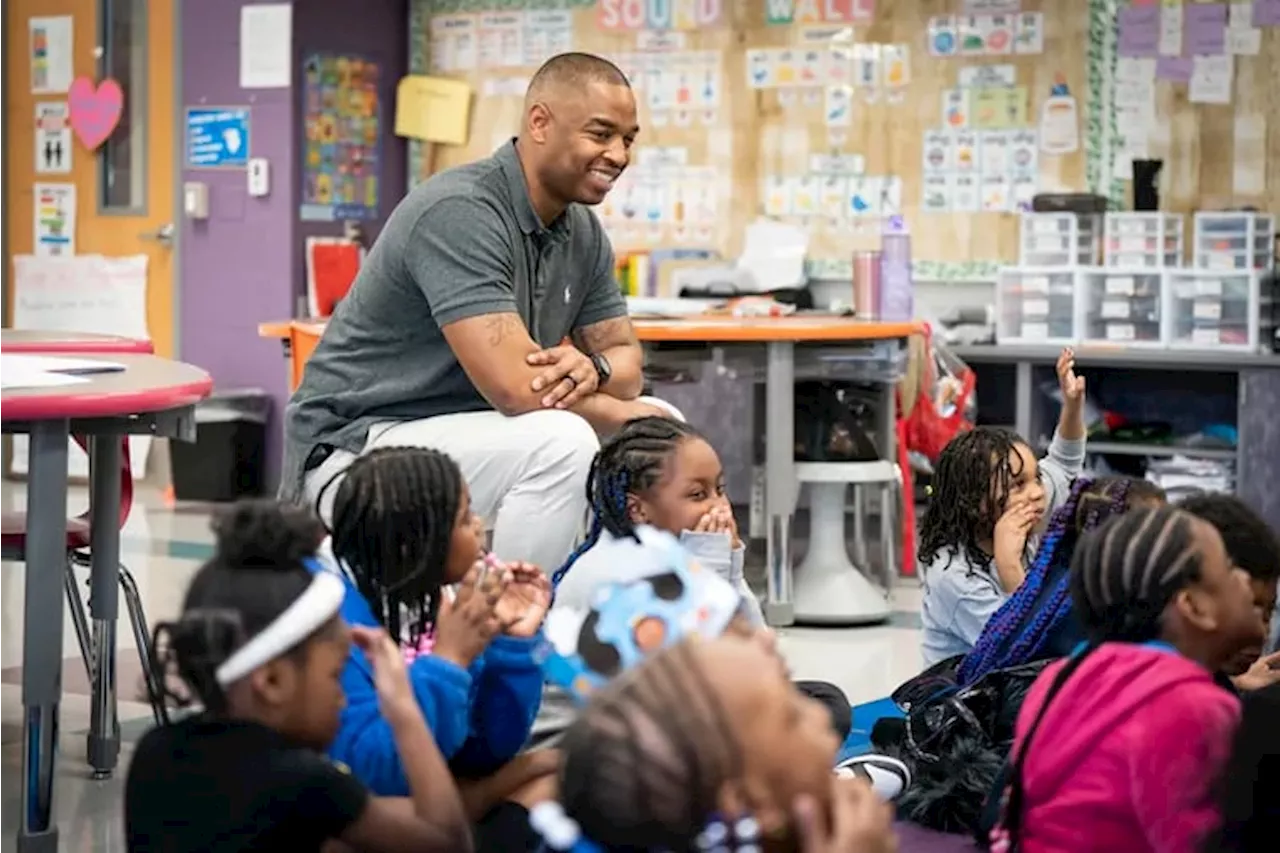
[1,437,169,737]
[288,320,325,393]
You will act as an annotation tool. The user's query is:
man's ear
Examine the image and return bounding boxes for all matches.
[527,102,552,144]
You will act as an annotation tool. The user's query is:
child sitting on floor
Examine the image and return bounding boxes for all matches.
[1179,492,1280,692]
[532,636,898,853]
[537,416,854,747]
[314,446,554,852]
[990,505,1264,853]
[919,348,1087,667]
[126,500,471,853]
[957,476,1166,685]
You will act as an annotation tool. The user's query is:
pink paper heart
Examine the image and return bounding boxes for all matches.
[68,76,124,151]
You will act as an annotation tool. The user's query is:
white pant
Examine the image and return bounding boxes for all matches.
[303,398,684,574]
[303,409,600,573]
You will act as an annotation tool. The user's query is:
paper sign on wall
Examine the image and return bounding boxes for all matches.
[29,16,73,94]
[395,76,472,145]
[1038,85,1079,155]
[34,183,76,258]
[10,254,154,480]
[240,4,292,88]
[35,102,73,174]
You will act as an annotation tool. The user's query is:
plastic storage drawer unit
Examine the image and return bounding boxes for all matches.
[1080,267,1164,346]
[996,266,1079,344]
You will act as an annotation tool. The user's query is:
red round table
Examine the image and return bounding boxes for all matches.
[1,329,154,355]
[1,353,211,853]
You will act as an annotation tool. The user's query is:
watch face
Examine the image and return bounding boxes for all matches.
[593,354,611,384]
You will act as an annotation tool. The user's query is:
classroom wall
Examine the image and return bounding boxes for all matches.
[412,0,1100,284]
[293,0,409,276]
[179,0,297,481]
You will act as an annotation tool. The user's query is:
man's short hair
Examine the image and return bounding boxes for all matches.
[527,52,630,99]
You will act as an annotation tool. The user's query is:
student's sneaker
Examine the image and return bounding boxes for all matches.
[834,754,911,802]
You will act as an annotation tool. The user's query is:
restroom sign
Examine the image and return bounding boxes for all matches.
[596,0,723,31]
[34,101,72,174]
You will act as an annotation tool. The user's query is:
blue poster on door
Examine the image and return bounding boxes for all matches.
[185,107,251,168]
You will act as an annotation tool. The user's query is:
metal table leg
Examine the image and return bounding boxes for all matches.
[764,341,798,627]
[877,380,899,590]
[86,435,122,777]
[20,420,70,853]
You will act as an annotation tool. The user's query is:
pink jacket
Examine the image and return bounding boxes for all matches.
[1008,643,1239,853]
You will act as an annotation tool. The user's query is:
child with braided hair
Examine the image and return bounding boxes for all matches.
[533,416,856,755]
[533,636,898,853]
[311,446,554,852]
[956,476,1166,686]
[919,348,1088,667]
[125,500,472,853]
[990,505,1263,853]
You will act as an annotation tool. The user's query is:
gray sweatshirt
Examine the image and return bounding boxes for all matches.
[918,431,1087,667]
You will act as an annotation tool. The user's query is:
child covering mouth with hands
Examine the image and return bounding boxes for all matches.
[919,348,1089,667]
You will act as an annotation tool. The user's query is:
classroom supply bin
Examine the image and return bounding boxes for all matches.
[995,266,1079,345]
[1163,269,1263,352]
[1018,212,1101,267]
[1104,213,1183,268]
[170,389,270,502]
[1079,267,1164,346]
[1192,212,1274,272]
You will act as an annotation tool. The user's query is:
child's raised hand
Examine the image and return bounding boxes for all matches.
[1056,347,1086,403]
[794,777,898,853]
[432,561,508,669]
[351,625,417,721]
[493,559,552,638]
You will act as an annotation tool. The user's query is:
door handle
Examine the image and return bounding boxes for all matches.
[140,223,175,246]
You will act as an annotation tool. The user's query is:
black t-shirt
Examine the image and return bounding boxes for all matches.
[126,717,369,853]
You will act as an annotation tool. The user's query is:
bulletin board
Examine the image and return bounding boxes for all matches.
[1110,2,1280,221]
[407,0,1280,282]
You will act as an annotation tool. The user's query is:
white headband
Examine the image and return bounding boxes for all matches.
[215,571,346,686]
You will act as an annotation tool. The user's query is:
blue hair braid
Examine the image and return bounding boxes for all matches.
[550,417,700,594]
[957,477,1142,685]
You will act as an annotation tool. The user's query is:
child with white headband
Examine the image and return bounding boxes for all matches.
[125,500,472,853]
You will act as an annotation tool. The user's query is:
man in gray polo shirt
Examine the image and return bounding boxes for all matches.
[281,53,673,572]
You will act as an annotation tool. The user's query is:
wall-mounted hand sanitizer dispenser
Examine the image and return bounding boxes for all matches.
[183,182,209,220]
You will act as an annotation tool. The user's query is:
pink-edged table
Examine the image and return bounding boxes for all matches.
[2,353,211,853]
[2,330,158,786]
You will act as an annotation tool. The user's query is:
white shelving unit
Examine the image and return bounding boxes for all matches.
[1079,267,1164,347]
[1163,268,1262,351]
[995,266,1079,345]
[1105,212,1183,268]
[1193,212,1274,272]
[1019,212,1102,267]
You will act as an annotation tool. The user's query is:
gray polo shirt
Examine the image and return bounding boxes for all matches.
[279,139,627,503]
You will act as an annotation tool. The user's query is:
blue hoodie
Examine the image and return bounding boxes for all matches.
[310,541,545,795]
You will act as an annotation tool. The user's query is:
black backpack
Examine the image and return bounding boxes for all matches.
[873,657,1053,838]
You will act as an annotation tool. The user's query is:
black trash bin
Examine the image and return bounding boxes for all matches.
[170,389,270,502]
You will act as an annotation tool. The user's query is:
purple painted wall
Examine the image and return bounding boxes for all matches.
[294,0,408,279]
[179,0,296,485]
[179,0,407,487]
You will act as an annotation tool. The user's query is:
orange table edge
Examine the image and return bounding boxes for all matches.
[259,317,925,344]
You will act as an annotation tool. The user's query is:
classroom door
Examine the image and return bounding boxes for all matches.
[5,0,177,357]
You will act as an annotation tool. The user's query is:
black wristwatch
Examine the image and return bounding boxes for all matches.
[590,353,612,387]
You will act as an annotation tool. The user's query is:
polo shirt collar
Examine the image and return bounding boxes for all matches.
[496,138,571,242]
